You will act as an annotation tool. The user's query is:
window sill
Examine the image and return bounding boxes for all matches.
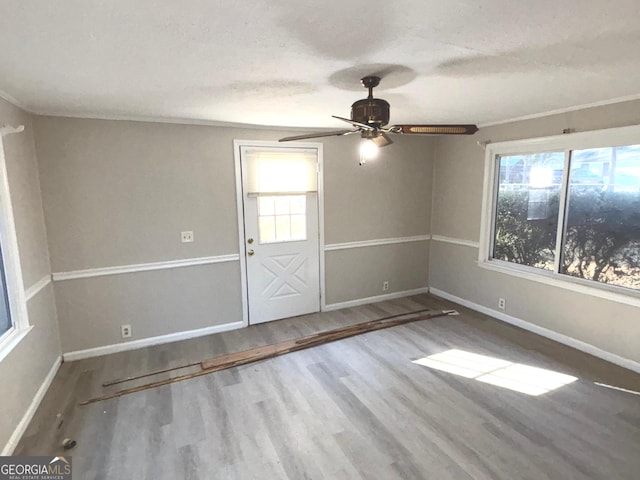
[477,259,640,309]
[0,325,34,363]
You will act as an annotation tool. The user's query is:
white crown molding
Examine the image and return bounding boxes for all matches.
[430,235,479,249]
[0,88,32,113]
[2,81,640,132]
[430,287,640,375]
[324,235,431,251]
[2,355,62,455]
[478,93,640,129]
[33,109,345,132]
[63,321,243,361]
[323,287,430,311]
[52,254,240,281]
[25,275,52,302]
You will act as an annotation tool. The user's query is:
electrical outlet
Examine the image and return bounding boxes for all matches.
[181,231,194,243]
[121,324,132,338]
[498,298,506,310]
[382,280,389,292]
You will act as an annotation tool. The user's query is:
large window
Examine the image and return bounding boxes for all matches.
[483,126,640,297]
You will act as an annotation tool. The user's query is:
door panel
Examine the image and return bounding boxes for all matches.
[241,148,320,324]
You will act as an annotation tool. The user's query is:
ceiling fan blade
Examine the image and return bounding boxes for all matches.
[331,115,375,131]
[279,129,358,142]
[371,132,393,148]
[392,124,479,135]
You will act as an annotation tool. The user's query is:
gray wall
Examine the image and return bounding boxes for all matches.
[33,117,434,353]
[431,99,640,363]
[323,133,432,303]
[0,98,60,451]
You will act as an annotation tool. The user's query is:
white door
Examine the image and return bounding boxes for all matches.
[240,146,321,324]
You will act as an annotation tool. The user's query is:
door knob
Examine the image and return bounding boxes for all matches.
[247,249,255,256]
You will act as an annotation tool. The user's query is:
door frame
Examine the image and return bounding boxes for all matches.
[233,139,326,326]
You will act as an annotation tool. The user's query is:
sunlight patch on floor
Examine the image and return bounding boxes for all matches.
[413,349,578,396]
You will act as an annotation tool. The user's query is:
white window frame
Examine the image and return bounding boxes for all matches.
[0,133,32,362]
[479,124,640,308]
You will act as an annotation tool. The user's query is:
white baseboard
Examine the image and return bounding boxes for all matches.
[430,287,640,374]
[2,355,62,456]
[63,321,244,362]
[323,287,430,311]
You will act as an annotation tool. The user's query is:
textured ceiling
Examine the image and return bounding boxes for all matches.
[1,0,640,128]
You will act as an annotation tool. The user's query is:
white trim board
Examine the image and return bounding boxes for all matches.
[430,235,479,249]
[52,254,240,281]
[477,93,640,128]
[323,287,430,311]
[325,235,430,251]
[25,275,52,302]
[2,355,62,456]
[63,321,243,362]
[429,287,640,375]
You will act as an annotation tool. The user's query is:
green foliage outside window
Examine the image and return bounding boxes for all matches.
[493,190,558,269]
[494,189,640,290]
[562,190,640,289]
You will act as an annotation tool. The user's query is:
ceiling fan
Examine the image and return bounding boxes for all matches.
[279,75,478,151]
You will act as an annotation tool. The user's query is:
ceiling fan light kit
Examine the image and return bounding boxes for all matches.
[279,75,479,163]
[358,139,379,165]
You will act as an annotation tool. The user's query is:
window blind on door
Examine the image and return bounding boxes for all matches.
[245,149,318,195]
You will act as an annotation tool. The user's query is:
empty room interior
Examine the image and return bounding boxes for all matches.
[1,1,640,478]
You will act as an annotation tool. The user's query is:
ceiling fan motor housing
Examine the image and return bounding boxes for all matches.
[351,97,390,127]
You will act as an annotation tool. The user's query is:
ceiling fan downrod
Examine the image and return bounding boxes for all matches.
[361,75,380,99]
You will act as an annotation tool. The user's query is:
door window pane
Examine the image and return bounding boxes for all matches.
[257,197,275,216]
[274,197,291,215]
[290,196,306,215]
[258,216,276,243]
[258,195,307,243]
[492,152,564,270]
[290,215,306,240]
[561,145,640,290]
[275,215,291,240]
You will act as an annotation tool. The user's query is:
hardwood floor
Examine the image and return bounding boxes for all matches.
[15,294,640,479]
